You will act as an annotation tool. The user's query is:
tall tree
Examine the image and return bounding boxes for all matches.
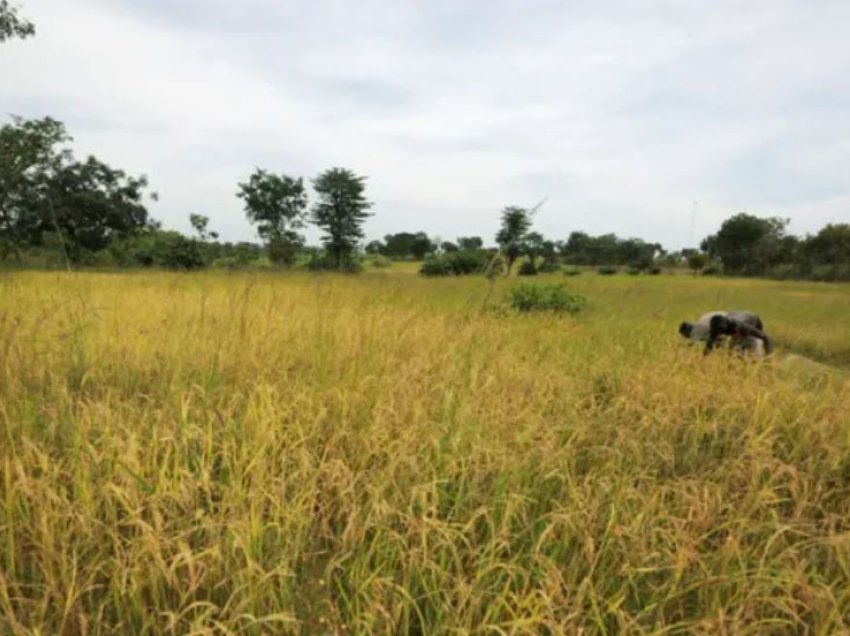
[0,0,35,42]
[521,231,546,266]
[237,169,306,265]
[311,167,372,267]
[701,213,788,275]
[495,206,532,274]
[803,224,850,267]
[43,155,152,262]
[0,116,69,257]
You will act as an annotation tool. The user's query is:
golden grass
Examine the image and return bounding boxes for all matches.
[2,269,850,634]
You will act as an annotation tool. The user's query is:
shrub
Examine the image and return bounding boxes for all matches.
[538,260,560,273]
[598,266,618,275]
[563,267,582,277]
[307,254,362,273]
[767,263,801,280]
[420,250,489,276]
[810,265,850,282]
[627,267,641,275]
[703,266,721,275]
[518,261,538,276]
[370,255,392,268]
[250,256,273,269]
[419,256,452,276]
[648,266,662,275]
[509,283,587,314]
[212,257,240,270]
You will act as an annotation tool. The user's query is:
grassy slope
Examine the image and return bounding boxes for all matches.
[1,269,849,634]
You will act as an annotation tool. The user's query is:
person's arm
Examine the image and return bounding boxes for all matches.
[705,315,729,355]
[735,322,773,355]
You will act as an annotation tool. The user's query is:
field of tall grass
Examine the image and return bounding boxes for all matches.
[2,268,850,634]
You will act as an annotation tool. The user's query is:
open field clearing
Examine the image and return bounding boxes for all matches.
[2,269,850,634]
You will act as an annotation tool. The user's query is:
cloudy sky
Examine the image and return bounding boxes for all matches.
[2,0,849,248]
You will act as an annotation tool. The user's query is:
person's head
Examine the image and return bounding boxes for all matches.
[678,322,693,338]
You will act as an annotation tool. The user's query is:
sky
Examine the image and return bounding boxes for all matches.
[2,0,850,249]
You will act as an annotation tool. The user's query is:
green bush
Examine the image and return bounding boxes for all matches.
[212,257,240,270]
[703,266,721,275]
[509,283,587,314]
[307,253,362,273]
[419,256,451,276]
[370,255,392,268]
[597,266,618,275]
[518,261,538,276]
[810,264,850,282]
[648,266,662,275]
[538,260,560,273]
[420,250,489,276]
[627,267,641,275]
[563,267,582,277]
[250,256,273,269]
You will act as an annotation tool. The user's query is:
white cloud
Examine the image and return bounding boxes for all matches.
[1,0,849,247]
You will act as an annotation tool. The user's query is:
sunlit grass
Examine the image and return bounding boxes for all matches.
[1,269,849,634]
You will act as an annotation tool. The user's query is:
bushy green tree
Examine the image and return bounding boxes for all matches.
[457,236,483,250]
[382,232,435,259]
[0,116,69,257]
[496,206,532,274]
[701,213,788,275]
[0,116,153,263]
[237,169,307,266]
[311,168,371,268]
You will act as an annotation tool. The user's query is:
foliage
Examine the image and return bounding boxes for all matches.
[306,251,363,273]
[457,236,483,250]
[801,224,850,272]
[419,249,489,276]
[45,156,152,262]
[0,0,34,41]
[495,206,532,274]
[701,213,790,275]
[382,231,435,259]
[369,254,392,268]
[597,265,618,275]
[1,116,70,255]
[563,267,582,276]
[189,213,217,242]
[509,282,587,313]
[211,256,240,270]
[0,116,153,263]
[517,260,538,276]
[237,169,306,264]
[686,251,707,275]
[311,167,371,268]
[562,231,661,268]
[109,229,205,269]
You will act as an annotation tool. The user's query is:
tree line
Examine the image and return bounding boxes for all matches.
[2,113,849,280]
[0,115,373,270]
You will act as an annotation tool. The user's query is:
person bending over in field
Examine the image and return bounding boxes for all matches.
[679,310,773,357]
